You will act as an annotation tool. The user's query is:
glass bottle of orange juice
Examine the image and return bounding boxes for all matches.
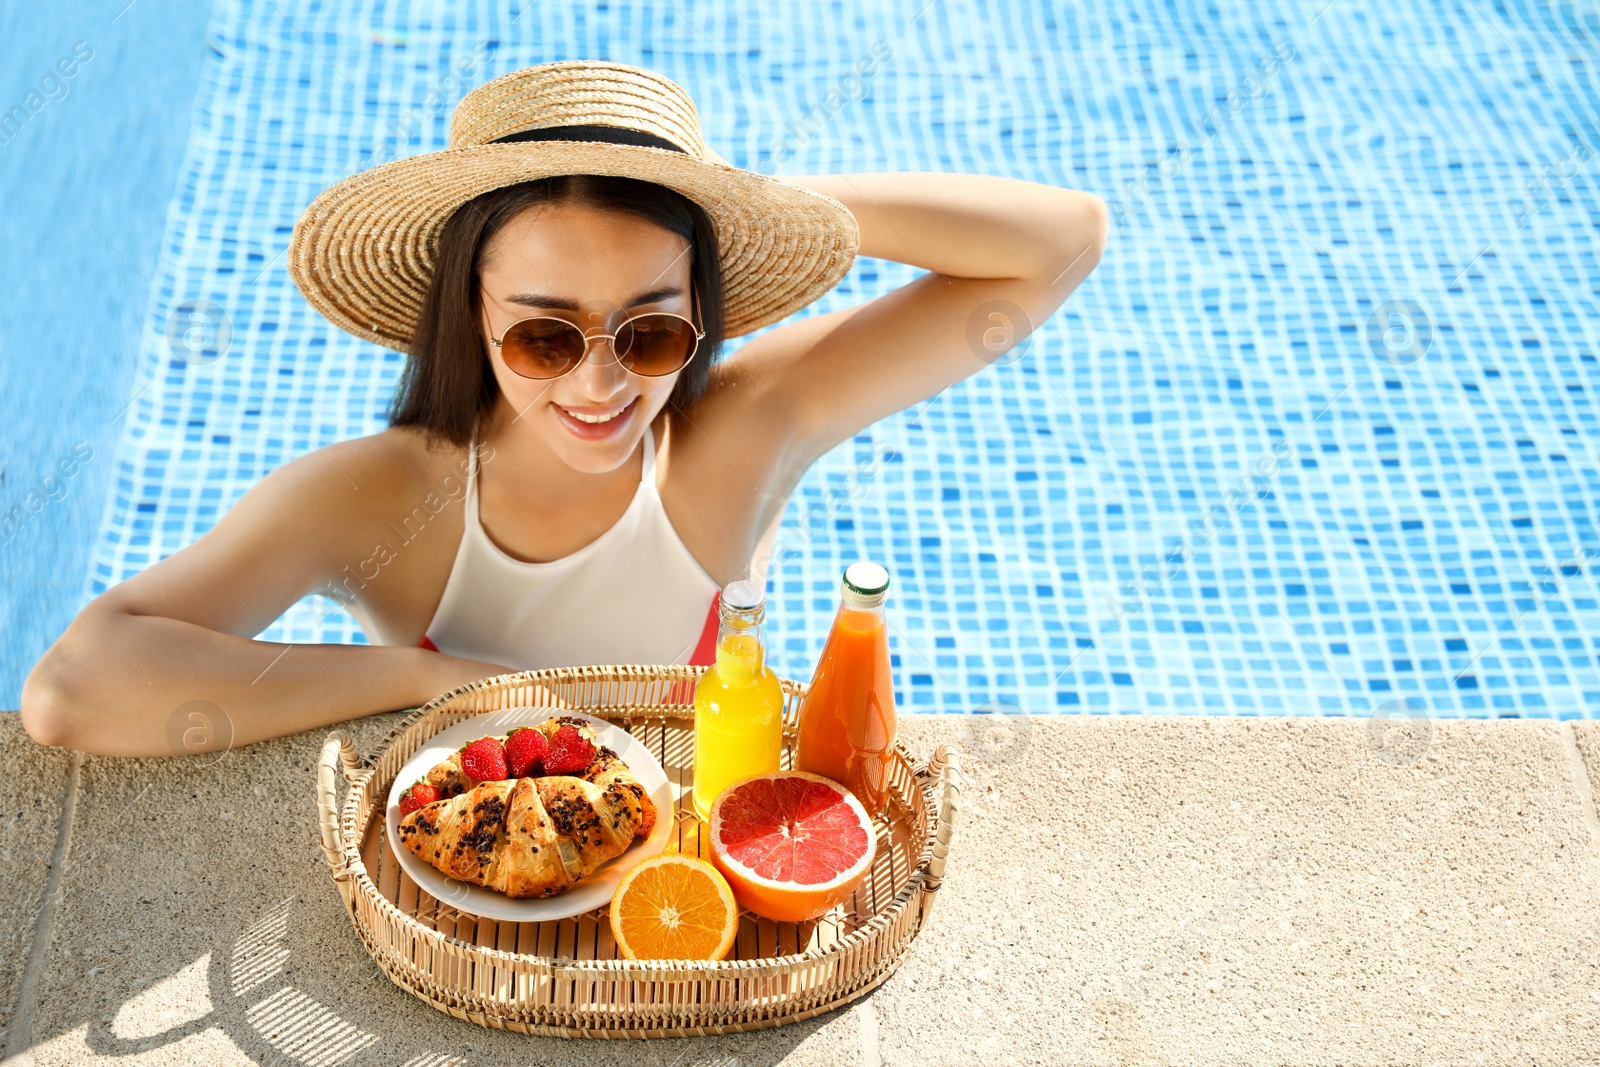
[691,580,784,822]
[795,562,897,817]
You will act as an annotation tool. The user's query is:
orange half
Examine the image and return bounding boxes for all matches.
[609,854,739,962]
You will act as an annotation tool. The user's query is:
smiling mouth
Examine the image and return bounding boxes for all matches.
[556,399,634,425]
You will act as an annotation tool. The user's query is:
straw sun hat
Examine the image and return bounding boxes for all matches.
[288,60,861,351]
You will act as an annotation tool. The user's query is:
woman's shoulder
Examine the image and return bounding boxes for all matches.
[260,426,471,521]
[331,425,469,479]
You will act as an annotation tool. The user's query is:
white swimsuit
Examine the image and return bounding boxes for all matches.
[417,420,722,669]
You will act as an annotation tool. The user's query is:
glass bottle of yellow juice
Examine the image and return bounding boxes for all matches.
[692,580,784,822]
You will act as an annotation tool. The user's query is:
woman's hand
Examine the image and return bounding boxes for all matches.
[417,652,571,709]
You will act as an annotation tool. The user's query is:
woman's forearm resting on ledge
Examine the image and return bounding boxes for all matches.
[19,609,498,757]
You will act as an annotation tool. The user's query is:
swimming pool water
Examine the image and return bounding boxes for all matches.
[0,0,213,710]
[67,0,1600,717]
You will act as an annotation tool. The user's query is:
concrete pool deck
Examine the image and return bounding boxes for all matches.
[2,711,1599,1065]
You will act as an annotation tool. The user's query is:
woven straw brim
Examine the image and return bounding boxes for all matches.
[288,142,860,351]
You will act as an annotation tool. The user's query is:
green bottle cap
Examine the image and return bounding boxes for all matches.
[842,561,890,607]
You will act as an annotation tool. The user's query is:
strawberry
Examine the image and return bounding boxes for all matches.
[506,726,549,778]
[399,781,441,817]
[459,736,509,781]
[544,723,596,776]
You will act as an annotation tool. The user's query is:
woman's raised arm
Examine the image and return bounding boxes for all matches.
[731,171,1108,465]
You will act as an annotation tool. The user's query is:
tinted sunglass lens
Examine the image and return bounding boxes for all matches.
[501,319,585,379]
[616,315,697,376]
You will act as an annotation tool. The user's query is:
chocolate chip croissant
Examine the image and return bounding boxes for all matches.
[397,735,657,898]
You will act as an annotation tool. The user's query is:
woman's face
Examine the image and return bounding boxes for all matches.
[476,201,694,475]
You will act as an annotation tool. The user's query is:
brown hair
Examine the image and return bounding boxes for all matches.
[389,175,725,447]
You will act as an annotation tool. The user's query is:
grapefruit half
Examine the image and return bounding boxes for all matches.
[707,771,877,923]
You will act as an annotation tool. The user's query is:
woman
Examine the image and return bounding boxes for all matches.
[21,60,1106,756]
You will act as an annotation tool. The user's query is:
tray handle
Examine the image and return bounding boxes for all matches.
[316,730,367,905]
[919,744,962,906]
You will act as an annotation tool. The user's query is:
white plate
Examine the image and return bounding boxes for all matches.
[385,708,674,923]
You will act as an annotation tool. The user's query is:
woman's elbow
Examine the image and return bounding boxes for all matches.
[1039,191,1109,288]
[1073,191,1110,261]
[20,648,83,750]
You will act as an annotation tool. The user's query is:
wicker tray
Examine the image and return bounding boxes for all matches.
[314,664,962,1037]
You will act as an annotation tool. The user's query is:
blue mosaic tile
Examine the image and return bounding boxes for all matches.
[80,0,1600,718]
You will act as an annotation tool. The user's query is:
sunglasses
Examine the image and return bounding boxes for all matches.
[489,306,705,381]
